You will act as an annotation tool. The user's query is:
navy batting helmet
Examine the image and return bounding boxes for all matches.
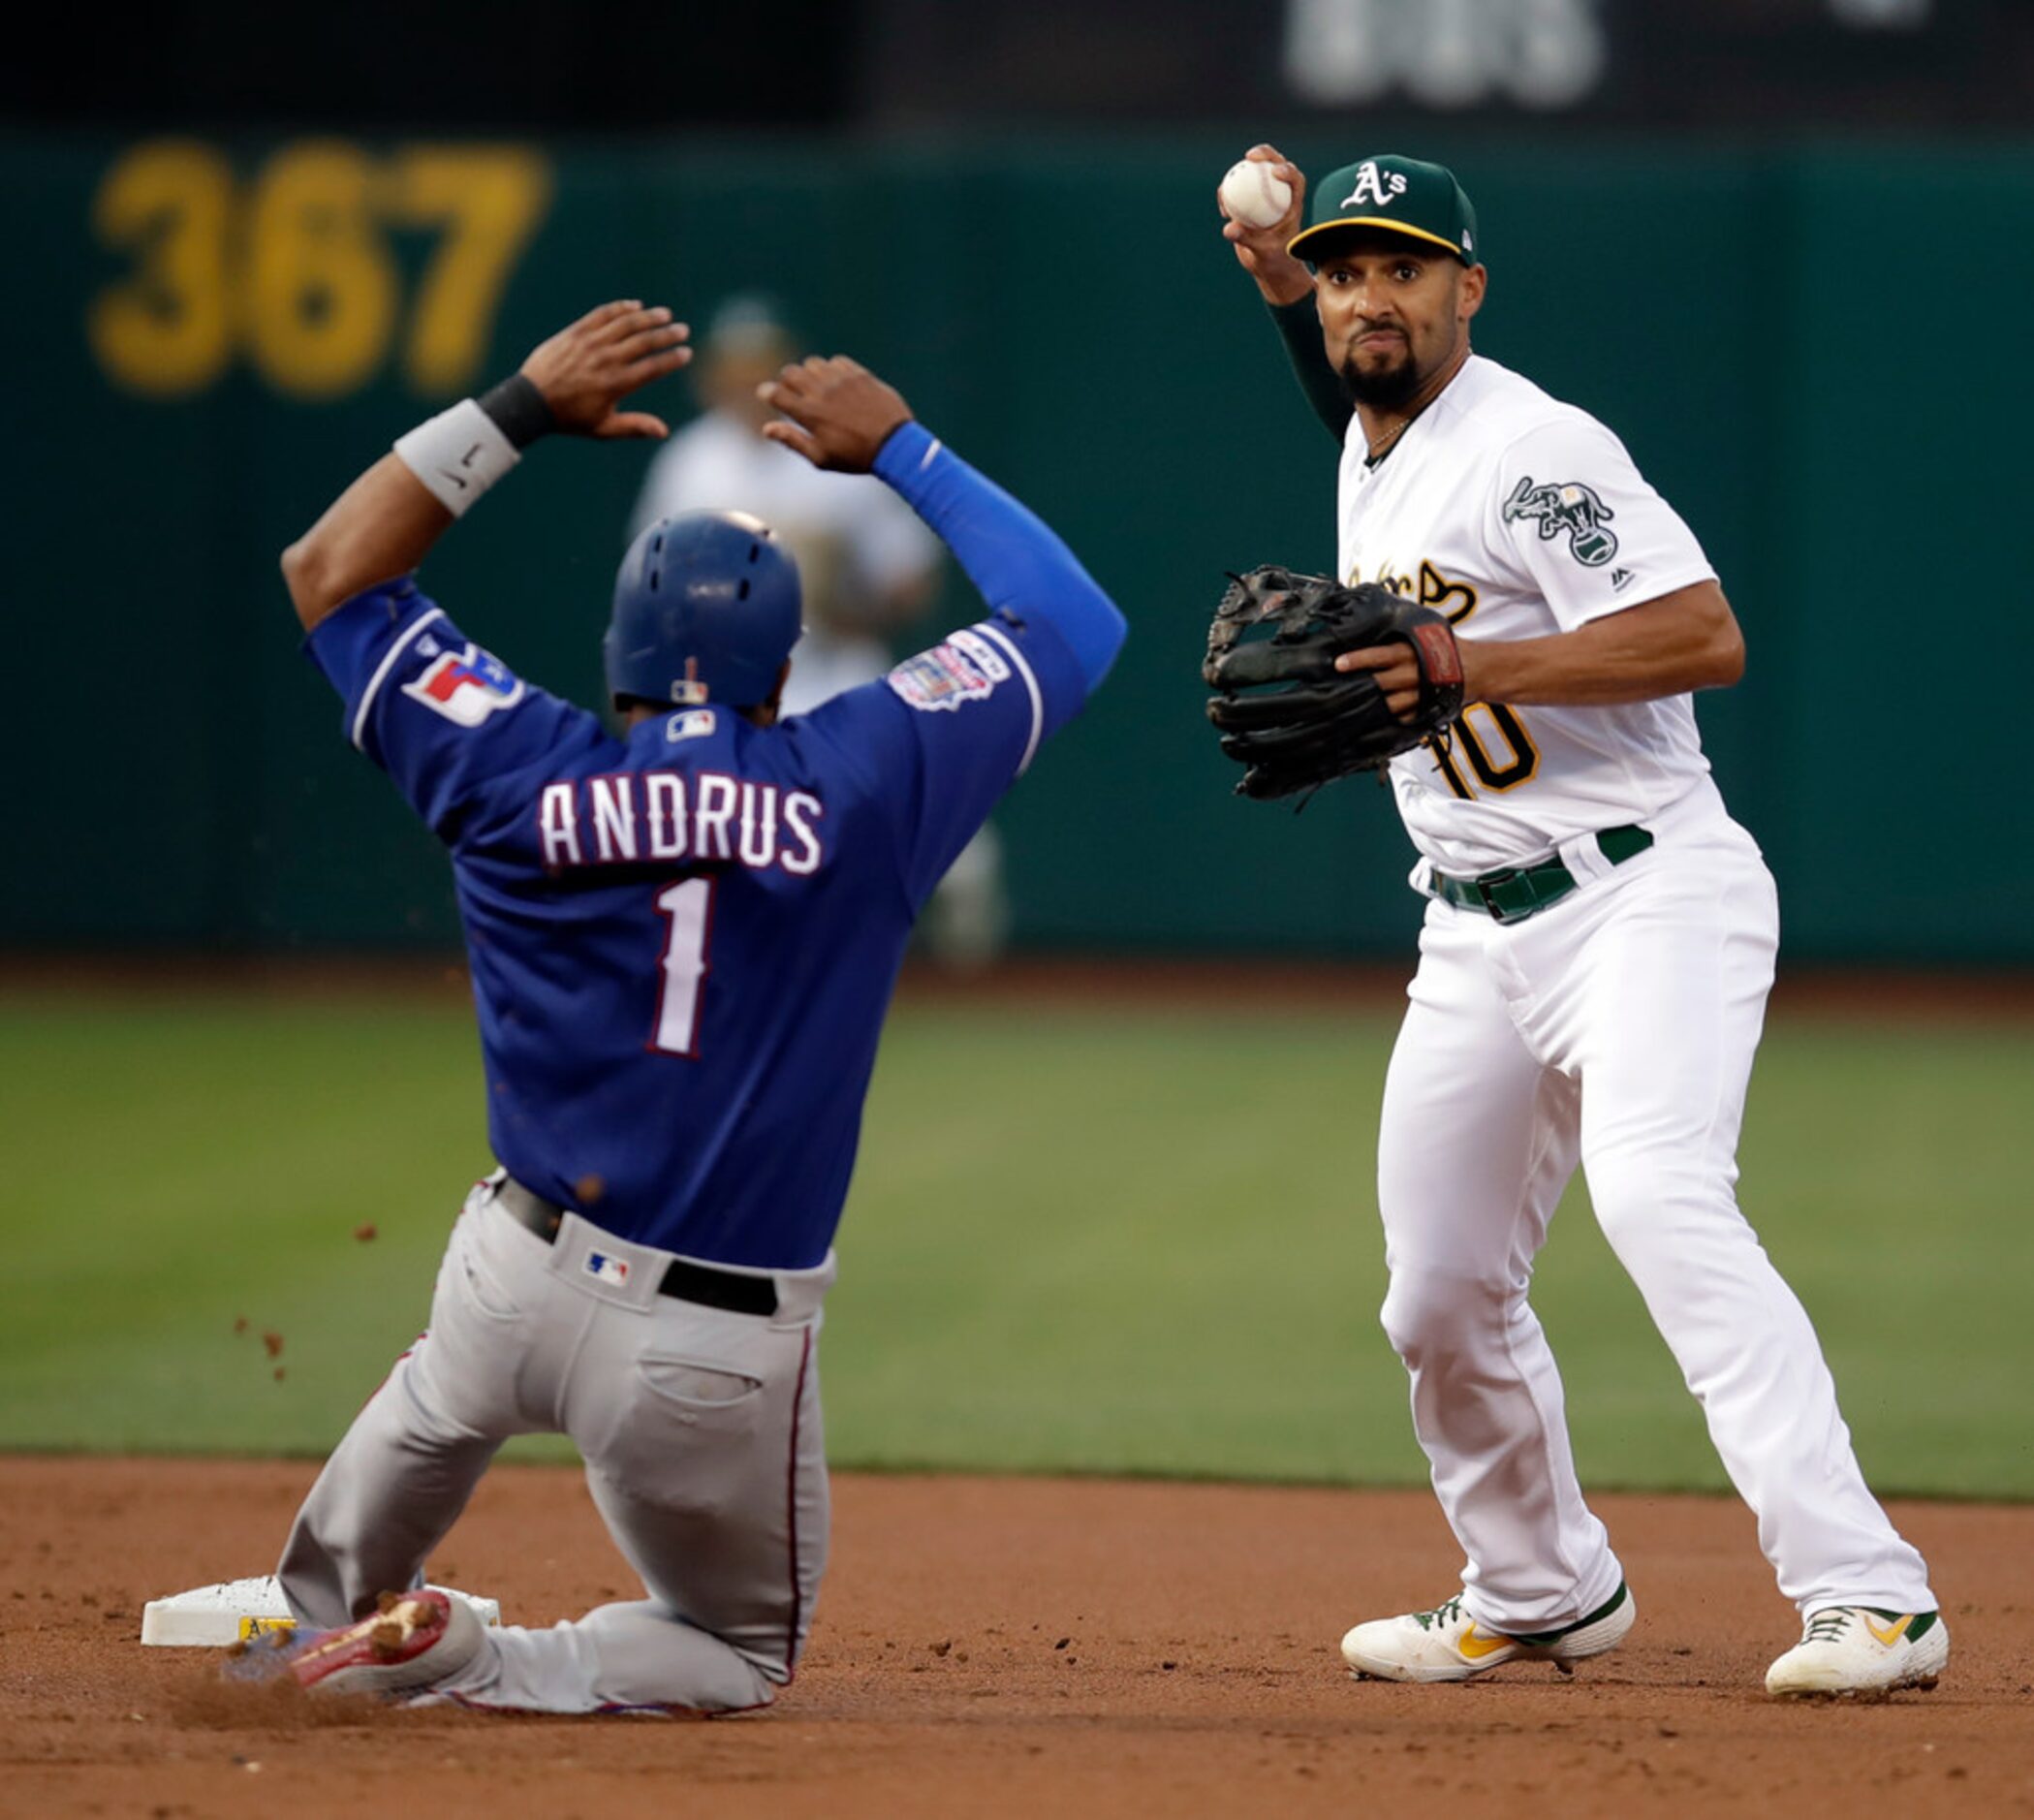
[604,512,801,710]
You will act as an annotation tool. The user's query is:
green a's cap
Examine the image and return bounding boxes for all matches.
[1287,155,1480,267]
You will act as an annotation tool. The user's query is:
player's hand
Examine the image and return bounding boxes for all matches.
[1334,643,1427,721]
[520,301,692,440]
[1222,145,1313,308]
[1336,640,1490,720]
[757,357,913,473]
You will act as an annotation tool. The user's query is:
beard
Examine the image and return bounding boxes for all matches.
[1338,345,1424,411]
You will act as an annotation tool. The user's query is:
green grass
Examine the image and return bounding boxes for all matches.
[1,988,2028,1497]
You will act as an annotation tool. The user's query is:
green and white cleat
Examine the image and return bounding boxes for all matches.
[1765,1607,1948,1699]
[1340,1582,1634,1683]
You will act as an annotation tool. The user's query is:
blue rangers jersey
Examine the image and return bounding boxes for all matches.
[306,425,1120,1271]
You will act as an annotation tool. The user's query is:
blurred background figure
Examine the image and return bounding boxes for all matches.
[628,297,937,713]
[628,295,1010,969]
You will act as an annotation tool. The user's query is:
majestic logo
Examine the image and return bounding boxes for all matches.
[1502,477,1620,568]
[1341,162,1409,209]
[887,628,1011,713]
[400,643,526,726]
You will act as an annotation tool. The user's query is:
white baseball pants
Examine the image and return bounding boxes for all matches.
[278,1182,832,1712]
[1375,779,1934,1633]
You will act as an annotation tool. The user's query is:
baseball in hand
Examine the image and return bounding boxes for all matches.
[1219,159,1294,231]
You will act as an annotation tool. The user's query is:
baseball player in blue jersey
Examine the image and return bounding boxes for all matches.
[266,300,1126,1710]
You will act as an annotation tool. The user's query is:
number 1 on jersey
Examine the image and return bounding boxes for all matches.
[651,878,716,1057]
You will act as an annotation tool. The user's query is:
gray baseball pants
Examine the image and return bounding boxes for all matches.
[278,1177,833,1713]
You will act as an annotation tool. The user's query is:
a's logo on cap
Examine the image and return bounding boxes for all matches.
[1342,161,1409,209]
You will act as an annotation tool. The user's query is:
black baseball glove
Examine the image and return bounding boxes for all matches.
[1204,566,1466,801]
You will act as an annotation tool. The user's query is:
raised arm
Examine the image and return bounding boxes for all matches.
[757,357,1127,693]
[280,301,693,632]
[1219,145,1351,444]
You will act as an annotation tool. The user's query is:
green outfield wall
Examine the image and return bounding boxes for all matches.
[8,132,2030,962]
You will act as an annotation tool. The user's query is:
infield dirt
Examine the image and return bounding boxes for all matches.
[2,1457,2027,1817]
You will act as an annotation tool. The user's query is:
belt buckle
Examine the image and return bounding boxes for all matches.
[1474,869,1521,925]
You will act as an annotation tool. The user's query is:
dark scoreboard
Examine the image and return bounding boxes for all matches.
[7,0,2025,132]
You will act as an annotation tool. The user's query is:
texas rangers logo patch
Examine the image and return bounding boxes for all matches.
[401,643,526,727]
[1502,477,1619,568]
[887,629,1011,712]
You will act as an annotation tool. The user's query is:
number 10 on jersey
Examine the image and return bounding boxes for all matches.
[1432,701,1540,797]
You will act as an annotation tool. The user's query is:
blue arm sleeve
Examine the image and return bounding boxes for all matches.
[872,422,1127,696]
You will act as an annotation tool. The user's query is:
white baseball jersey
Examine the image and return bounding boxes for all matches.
[1323,354,1935,1652]
[1336,354,1718,877]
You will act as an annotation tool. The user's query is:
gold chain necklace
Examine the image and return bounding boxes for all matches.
[1364,358,1460,460]
[1366,415,1415,460]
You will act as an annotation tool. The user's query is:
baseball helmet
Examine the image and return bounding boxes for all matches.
[604,511,801,710]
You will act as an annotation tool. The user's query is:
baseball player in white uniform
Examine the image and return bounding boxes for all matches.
[629,296,1008,964]
[628,297,943,713]
[1220,147,1946,1699]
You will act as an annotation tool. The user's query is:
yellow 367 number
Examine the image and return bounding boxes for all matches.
[89,138,551,401]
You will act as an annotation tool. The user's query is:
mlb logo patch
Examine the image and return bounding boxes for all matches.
[401,643,526,727]
[665,709,717,742]
[583,1251,631,1287]
[888,631,1009,713]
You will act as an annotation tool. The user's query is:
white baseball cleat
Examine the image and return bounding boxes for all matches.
[288,1589,485,1698]
[1765,1607,1948,1700]
[1340,1582,1634,1683]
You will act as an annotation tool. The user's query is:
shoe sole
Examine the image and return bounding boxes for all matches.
[1345,1652,1518,1684]
[1768,1676,1942,1703]
[292,1592,481,1697]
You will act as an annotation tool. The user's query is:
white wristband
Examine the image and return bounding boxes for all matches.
[393,399,521,518]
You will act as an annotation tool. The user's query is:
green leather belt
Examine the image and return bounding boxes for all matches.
[1431,824,1654,926]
